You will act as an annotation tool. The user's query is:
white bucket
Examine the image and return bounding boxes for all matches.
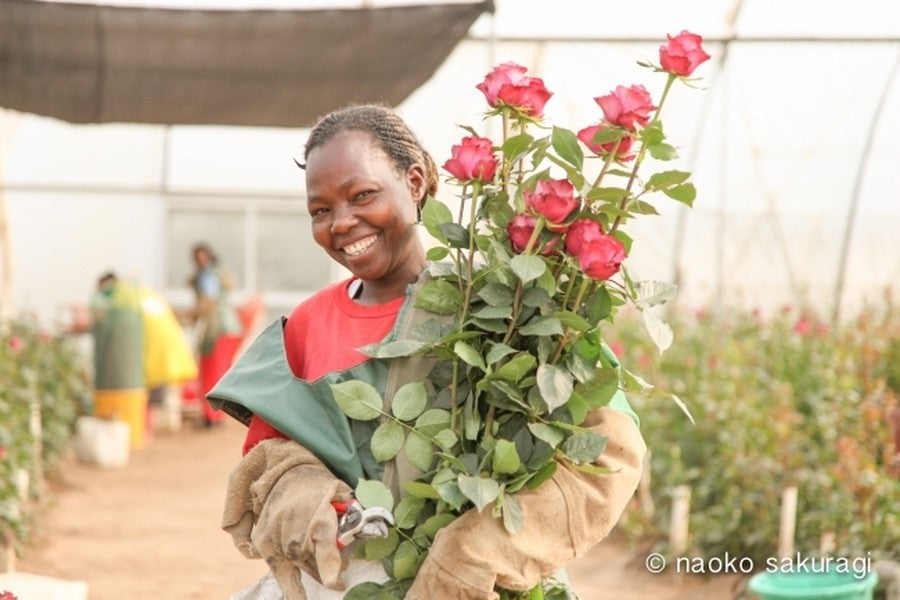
[73,416,130,468]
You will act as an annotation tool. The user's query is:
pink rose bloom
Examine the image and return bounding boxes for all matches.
[476,62,553,118]
[563,218,605,257]
[660,30,711,77]
[8,335,22,351]
[594,84,656,130]
[576,235,627,281]
[476,62,528,106]
[577,124,636,162]
[443,136,498,182]
[507,214,558,254]
[524,179,578,225]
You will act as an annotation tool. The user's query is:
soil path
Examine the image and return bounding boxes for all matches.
[16,417,739,600]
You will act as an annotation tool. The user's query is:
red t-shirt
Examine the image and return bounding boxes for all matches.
[241,279,404,454]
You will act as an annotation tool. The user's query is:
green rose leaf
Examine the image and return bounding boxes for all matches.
[518,315,563,336]
[492,439,522,475]
[454,340,486,371]
[510,254,547,284]
[553,310,593,332]
[634,280,678,309]
[551,126,584,170]
[525,460,558,489]
[586,186,630,202]
[393,494,426,529]
[421,512,457,539]
[502,132,535,162]
[331,380,383,421]
[646,169,690,190]
[527,422,565,448]
[392,540,421,580]
[584,285,612,324]
[415,408,452,437]
[472,305,513,320]
[576,368,619,408]
[433,428,458,450]
[401,481,442,500]
[363,528,399,561]
[521,287,552,308]
[495,353,536,382]
[421,197,454,243]
[478,282,515,306]
[562,431,608,464]
[425,246,450,261]
[391,381,427,421]
[343,582,386,600]
[457,474,501,512]
[356,479,394,511]
[439,223,470,249]
[536,363,574,412]
[404,431,435,472]
[415,279,463,315]
[664,182,696,206]
[501,494,524,535]
[371,420,404,462]
[643,310,674,353]
[485,343,516,365]
[647,142,678,161]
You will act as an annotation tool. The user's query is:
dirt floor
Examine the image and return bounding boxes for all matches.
[15,414,743,600]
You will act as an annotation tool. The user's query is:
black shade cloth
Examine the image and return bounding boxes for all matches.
[0,0,491,126]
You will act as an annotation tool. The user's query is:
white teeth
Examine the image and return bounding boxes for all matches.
[343,235,377,256]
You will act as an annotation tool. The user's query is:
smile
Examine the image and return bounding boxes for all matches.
[342,234,378,257]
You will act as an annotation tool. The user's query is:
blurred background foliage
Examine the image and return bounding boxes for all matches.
[0,320,90,547]
[615,292,900,563]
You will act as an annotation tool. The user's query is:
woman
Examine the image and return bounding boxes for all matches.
[189,242,242,425]
[214,104,646,600]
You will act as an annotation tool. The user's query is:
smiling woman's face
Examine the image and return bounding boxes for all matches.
[305,130,426,303]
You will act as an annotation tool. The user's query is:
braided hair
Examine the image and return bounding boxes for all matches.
[302,104,438,203]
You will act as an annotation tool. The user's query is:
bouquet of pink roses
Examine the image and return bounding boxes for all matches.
[333,31,709,600]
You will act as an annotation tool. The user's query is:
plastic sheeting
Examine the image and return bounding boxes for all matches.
[0,0,491,126]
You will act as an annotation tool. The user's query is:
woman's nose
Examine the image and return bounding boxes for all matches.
[330,204,360,234]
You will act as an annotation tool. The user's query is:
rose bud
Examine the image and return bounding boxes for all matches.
[564,218,604,257]
[443,136,498,182]
[660,30,711,77]
[507,214,559,255]
[594,84,656,131]
[524,179,578,225]
[577,124,636,162]
[576,235,627,281]
[477,62,529,107]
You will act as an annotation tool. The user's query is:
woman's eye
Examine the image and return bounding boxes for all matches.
[310,207,329,217]
[354,190,375,201]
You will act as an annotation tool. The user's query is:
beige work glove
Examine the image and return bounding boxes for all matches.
[222,438,354,600]
[406,407,645,600]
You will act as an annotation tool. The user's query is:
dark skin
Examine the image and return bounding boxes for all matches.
[305,130,427,305]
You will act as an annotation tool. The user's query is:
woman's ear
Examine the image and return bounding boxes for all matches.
[406,163,427,206]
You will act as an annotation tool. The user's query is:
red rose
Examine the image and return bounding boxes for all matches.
[576,235,627,281]
[563,218,604,257]
[524,179,578,225]
[576,124,636,162]
[443,136,498,182]
[476,62,528,106]
[8,336,22,351]
[660,30,710,77]
[507,214,558,255]
[476,62,553,118]
[594,84,656,131]
[0,446,7,461]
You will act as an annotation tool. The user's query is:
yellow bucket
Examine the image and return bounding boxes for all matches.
[93,388,149,449]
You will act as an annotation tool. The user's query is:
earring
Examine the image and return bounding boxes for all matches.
[416,201,423,223]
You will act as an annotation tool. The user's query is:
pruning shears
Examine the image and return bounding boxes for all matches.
[331,500,394,549]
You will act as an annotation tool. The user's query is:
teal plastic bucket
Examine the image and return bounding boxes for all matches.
[748,569,878,600]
